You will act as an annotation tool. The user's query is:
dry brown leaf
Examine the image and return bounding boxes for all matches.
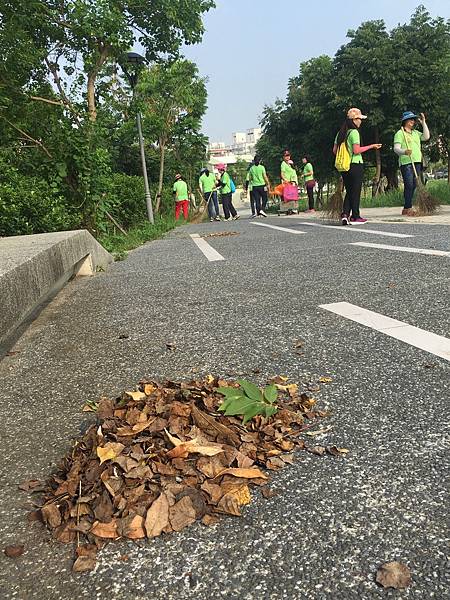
[196,455,229,479]
[96,442,125,465]
[214,467,268,480]
[201,481,224,504]
[100,471,123,497]
[145,493,170,537]
[191,404,240,446]
[266,457,286,470]
[304,426,332,437]
[319,377,333,383]
[143,383,156,395]
[169,496,196,532]
[4,545,24,558]
[72,555,96,573]
[165,430,224,459]
[41,503,62,528]
[18,479,46,493]
[124,391,146,401]
[261,486,278,499]
[90,520,118,539]
[216,493,241,516]
[119,514,145,539]
[202,514,220,526]
[376,562,411,589]
[116,417,156,436]
[308,446,326,456]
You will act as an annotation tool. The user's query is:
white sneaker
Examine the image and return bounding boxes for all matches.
[232,215,240,220]
[224,217,232,221]
[209,218,214,222]
[215,216,221,221]
[250,213,257,219]
[259,210,267,217]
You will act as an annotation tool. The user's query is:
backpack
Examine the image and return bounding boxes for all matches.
[229,177,236,193]
[334,134,351,172]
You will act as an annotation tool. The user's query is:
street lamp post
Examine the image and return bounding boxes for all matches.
[122,52,154,224]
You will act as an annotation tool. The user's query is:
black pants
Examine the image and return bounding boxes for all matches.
[222,193,237,219]
[306,184,315,209]
[252,185,268,214]
[342,163,364,218]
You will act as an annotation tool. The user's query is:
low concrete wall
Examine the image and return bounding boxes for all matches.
[0,230,113,349]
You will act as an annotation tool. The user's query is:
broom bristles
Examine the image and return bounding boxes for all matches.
[323,180,344,220]
[414,181,440,216]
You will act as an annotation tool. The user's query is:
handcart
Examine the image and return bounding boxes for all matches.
[277,183,299,215]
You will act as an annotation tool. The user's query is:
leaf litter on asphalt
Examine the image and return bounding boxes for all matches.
[22,375,344,573]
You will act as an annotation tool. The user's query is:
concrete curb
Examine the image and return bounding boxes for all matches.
[0,230,113,351]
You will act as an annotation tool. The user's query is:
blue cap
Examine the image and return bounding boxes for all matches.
[401,111,418,122]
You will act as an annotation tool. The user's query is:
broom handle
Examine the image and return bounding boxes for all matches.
[402,128,419,179]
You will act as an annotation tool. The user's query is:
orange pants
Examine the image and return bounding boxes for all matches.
[175,200,189,220]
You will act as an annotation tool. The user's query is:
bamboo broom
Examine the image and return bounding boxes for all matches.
[402,128,439,216]
[323,177,344,220]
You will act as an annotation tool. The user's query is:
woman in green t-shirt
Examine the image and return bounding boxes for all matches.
[333,108,382,225]
[302,156,315,211]
[393,111,430,217]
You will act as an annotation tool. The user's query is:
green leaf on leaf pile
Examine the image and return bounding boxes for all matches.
[216,380,279,424]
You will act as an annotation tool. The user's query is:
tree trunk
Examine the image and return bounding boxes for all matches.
[87,73,97,122]
[86,45,109,122]
[155,140,166,214]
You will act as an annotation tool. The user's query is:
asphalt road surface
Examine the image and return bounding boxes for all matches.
[1,215,449,600]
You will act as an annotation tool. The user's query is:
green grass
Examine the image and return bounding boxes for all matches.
[99,215,177,260]
[360,180,450,208]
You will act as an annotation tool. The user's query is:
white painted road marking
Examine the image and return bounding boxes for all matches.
[251,222,305,235]
[320,302,450,362]
[350,242,450,257]
[190,234,225,262]
[295,222,413,239]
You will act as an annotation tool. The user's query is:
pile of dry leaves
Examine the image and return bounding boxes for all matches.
[25,376,341,573]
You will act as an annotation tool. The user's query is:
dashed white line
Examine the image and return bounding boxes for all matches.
[320,302,450,362]
[189,234,225,262]
[295,222,413,239]
[349,242,450,257]
[251,222,305,235]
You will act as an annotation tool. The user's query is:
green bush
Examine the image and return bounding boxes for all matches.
[0,170,80,236]
[104,173,146,228]
[99,215,177,258]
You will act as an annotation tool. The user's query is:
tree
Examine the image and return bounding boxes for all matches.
[137,60,207,213]
[0,0,215,228]
[257,6,450,194]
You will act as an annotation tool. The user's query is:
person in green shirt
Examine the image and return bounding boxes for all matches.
[393,111,430,216]
[248,156,271,217]
[199,168,220,221]
[281,151,298,184]
[301,156,315,211]
[332,107,382,225]
[217,164,239,221]
[173,173,189,220]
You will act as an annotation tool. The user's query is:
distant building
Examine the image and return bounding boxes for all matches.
[208,127,262,163]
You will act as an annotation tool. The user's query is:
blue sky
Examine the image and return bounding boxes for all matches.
[182,0,450,142]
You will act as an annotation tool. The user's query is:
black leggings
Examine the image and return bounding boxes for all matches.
[252,185,268,214]
[306,184,315,210]
[221,193,237,219]
[342,163,364,218]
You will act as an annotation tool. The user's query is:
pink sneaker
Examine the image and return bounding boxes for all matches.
[350,217,367,223]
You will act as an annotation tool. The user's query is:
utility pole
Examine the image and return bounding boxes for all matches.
[122,52,154,224]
